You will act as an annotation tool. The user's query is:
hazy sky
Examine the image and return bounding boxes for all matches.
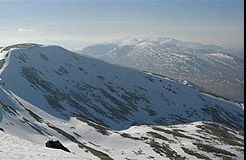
[0,0,244,49]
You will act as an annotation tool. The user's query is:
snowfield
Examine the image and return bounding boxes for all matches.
[0,131,85,160]
[0,44,244,159]
[0,120,244,160]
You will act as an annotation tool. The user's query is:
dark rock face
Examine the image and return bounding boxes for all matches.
[0,128,4,132]
[45,140,70,152]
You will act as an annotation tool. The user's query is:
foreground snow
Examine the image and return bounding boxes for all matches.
[0,120,244,160]
[0,131,85,160]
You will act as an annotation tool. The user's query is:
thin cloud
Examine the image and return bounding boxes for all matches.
[17,27,35,33]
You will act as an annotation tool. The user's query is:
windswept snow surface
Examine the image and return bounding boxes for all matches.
[0,44,244,160]
[0,131,87,160]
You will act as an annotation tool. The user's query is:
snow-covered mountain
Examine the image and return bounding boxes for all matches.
[81,37,244,103]
[0,44,244,159]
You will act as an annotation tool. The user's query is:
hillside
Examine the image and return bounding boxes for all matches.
[81,38,244,103]
[0,44,244,159]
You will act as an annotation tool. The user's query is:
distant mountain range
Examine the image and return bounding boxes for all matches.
[0,43,243,159]
[81,37,244,103]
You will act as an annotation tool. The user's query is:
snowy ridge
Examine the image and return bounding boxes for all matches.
[0,44,244,159]
[208,53,234,59]
[81,38,244,102]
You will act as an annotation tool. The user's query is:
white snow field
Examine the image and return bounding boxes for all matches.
[0,44,244,160]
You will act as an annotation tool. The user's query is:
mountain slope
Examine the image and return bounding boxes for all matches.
[81,38,244,103]
[0,44,243,130]
[0,44,244,159]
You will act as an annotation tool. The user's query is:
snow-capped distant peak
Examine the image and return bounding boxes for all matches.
[209,53,234,59]
[113,37,140,46]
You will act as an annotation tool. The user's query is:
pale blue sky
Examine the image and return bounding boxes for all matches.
[0,0,244,49]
